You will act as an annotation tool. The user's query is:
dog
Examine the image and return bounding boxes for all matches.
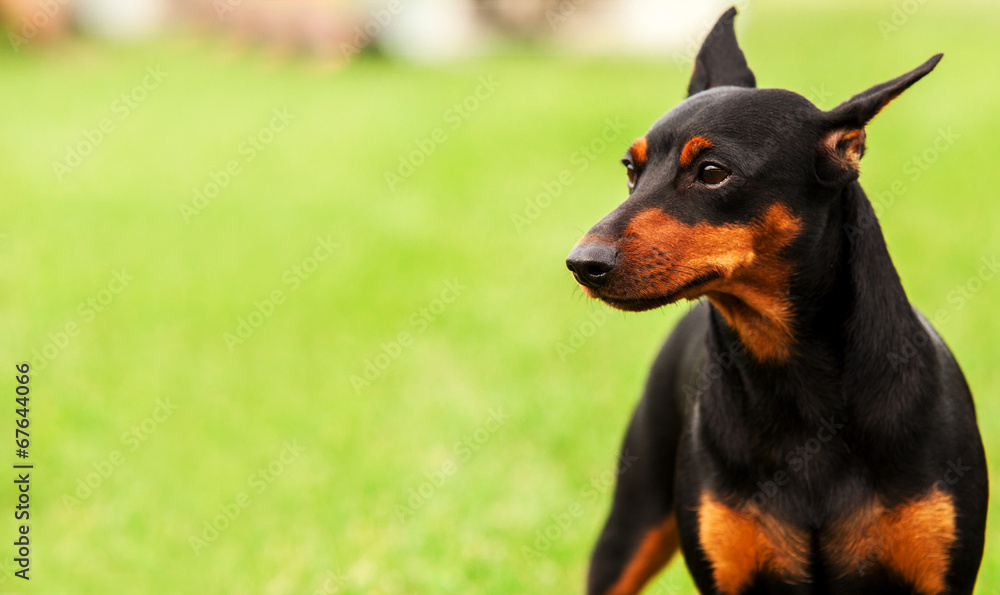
[565,8,988,594]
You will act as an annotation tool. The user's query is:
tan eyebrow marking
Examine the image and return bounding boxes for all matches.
[630,137,648,166]
[680,135,713,168]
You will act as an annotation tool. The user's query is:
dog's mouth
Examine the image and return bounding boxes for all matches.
[592,271,722,312]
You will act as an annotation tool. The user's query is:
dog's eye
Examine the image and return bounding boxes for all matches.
[623,160,637,191]
[698,164,729,185]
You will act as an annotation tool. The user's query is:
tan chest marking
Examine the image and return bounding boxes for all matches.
[698,492,811,594]
[823,489,956,594]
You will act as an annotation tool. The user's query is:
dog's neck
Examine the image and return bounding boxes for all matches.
[701,182,939,469]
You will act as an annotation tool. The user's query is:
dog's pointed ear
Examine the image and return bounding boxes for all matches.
[816,54,942,186]
[687,7,756,97]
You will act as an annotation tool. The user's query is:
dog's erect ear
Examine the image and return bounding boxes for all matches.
[816,54,942,186]
[687,7,756,97]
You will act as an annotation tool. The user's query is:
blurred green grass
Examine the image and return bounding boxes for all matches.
[0,1,998,593]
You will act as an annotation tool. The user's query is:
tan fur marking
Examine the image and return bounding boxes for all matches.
[631,137,649,166]
[699,492,811,593]
[680,136,713,168]
[821,127,867,172]
[620,204,801,361]
[824,489,956,594]
[604,515,680,595]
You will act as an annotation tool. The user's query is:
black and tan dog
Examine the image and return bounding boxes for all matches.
[565,8,988,595]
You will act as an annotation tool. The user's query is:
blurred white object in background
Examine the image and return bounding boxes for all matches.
[75,0,169,39]
[378,0,741,60]
[555,0,740,56]
[376,0,485,61]
[621,0,737,52]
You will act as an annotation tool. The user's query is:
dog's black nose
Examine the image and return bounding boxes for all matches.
[566,243,617,288]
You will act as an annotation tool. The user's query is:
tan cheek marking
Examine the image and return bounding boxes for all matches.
[824,489,956,594]
[630,137,648,167]
[679,135,713,168]
[604,515,680,595]
[621,204,801,362]
[699,492,811,593]
[622,209,756,280]
[706,204,801,362]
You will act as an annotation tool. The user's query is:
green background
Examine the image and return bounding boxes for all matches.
[1,1,998,593]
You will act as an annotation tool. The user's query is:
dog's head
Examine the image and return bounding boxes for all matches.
[565,7,940,361]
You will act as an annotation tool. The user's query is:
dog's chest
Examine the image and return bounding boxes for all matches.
[695,488,956,594]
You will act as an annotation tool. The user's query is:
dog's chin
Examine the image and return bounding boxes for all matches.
[599,294,680,312]
[582,271,723,312]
